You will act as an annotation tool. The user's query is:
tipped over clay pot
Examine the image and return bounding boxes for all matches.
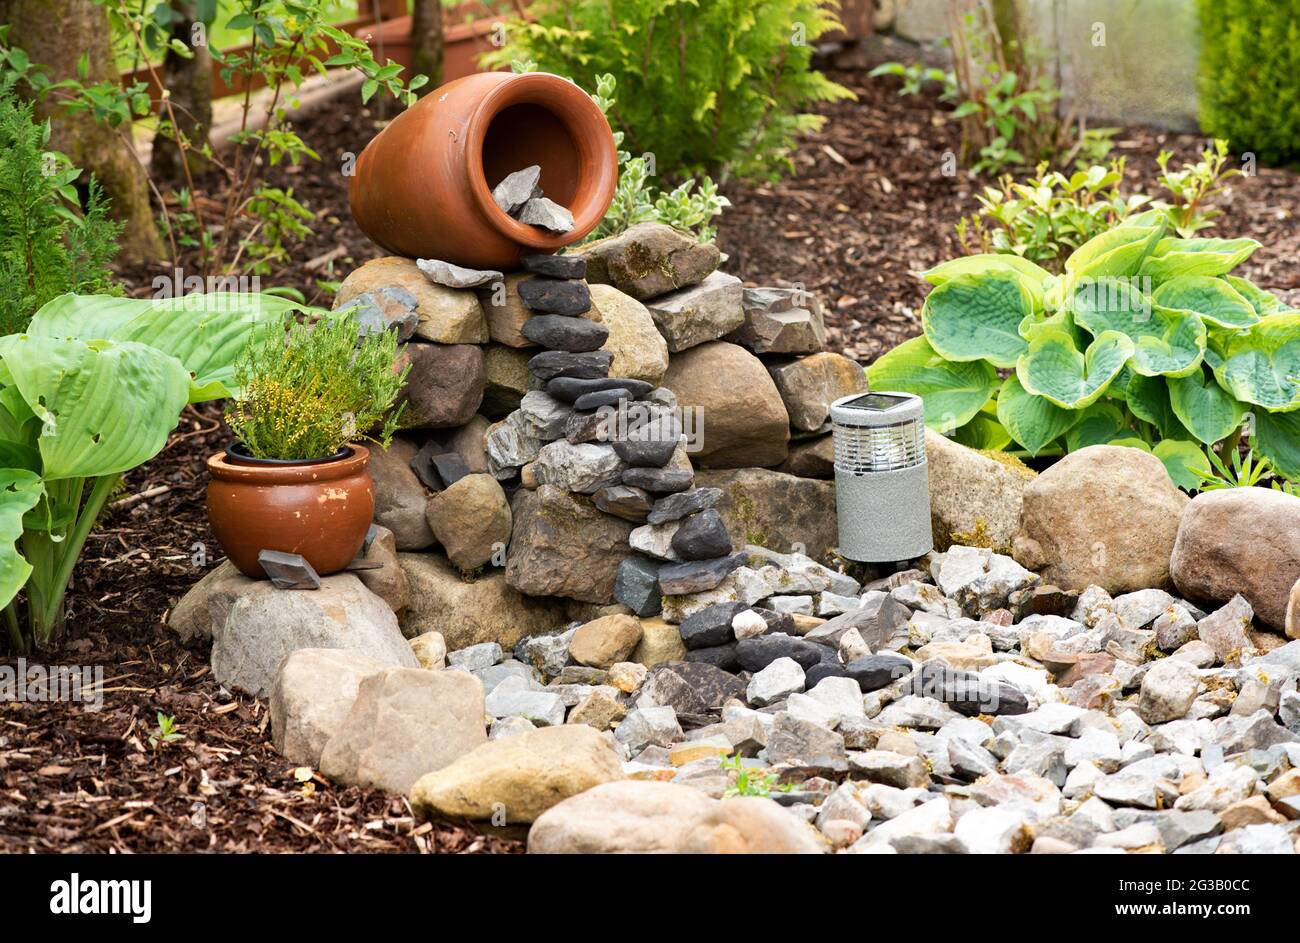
[206,445,375,579]
[348,71,619,269]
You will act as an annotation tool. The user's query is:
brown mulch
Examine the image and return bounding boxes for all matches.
[6,50,1300,853]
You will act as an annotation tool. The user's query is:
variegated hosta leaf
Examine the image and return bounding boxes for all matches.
[1017,326,1134,409]
[1125,373,1187,441]
[1151,439,1211,490]
[1208,311,1300,412]
[28,292,312,402]
[1139,237,1262,283]
[921,254,1052,309]
[1255,409,1300,481]
[866,335,998,431]
[1065,400,1127,451]
[921,272,1034,368]
[1225,275,1286,316]
[1071,277,1205,377]
[1167,367,1248,445]
[1064,218,1166,278]
[995,374,1077,456]
[0,336,191,481]
[0,467,44,610]
[1152,275,1259,329]
[952,406,1014,452]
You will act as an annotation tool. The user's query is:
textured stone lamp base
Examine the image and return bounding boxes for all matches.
[835,461,933,563]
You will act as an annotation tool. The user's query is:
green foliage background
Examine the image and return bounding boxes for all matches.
[1197,0,1300,166]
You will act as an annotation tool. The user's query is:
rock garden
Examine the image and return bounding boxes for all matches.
[2,0,1300,857]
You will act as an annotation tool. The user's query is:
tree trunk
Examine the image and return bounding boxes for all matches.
[409,0,444,95]
[0,0,166,264]
[151,0,214,184]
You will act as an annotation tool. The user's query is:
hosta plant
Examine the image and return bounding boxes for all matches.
[0,291,313,651]
[869,211,1300,490]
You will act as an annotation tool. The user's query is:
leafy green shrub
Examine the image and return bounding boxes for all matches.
[867,61,958,101]
[0,291,316,650]
[225,312,408,462]
[869,211,1300,489]
[0,88,120,334]
[489,0,855,182]
[1197,0,1300,166]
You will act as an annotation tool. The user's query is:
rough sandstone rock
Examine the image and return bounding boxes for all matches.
[334,256,488,344]
[645,270,746,353]
[1013,446,1188,593]
[425,473,513,572]
[480,344,533,419]
[1288,579,1300,641]
[396,342,485,428]
[367,436,435,550]
[573,222,720,300]
[527,780,715,853]
[408,631,447,669]
[696,468,838,562]
[1170,488,1300,631]
[777,435,834,479]
[586,283,670,385]
[409,724,626,824]
[476,273,538,348]
[726,286,827,355]
[269,648,386,767]
[319,667,486,794]
[569,614,644,668]
[766,352,868,432]
[662,341,790,468]
[210,573,417,697]
[398,553,567,650]
[356,524,409,613]
[633,617,689,667]
[674,796,825,853]
[168,560,257,642]
[447,415,492,474]
[926,430,1035,554]
[506,485,637,604]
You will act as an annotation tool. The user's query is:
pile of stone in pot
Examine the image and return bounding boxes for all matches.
[493,165,574,233]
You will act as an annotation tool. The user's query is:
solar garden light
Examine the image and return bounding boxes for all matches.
[831,391,933,563]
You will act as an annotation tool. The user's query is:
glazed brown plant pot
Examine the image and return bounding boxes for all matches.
[206,445,375,579]
[348,71,619,269]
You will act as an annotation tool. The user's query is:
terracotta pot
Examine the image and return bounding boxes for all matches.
[348,71,618,269]
[206,445,375,579]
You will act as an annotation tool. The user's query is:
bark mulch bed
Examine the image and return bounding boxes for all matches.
[6,52,1300,854]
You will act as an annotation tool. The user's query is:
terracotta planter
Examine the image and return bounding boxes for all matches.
[206,445,375,579]
[348,71,618,269]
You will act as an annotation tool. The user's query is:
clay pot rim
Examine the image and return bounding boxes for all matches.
[207,443,371,485]
[464,71,619,251]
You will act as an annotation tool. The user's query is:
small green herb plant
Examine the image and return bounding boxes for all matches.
[867,61,958,101]
[225,312,409,462]
[149,712,183,749]
[870,211,1300,488]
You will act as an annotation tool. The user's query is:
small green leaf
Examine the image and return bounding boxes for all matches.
[1065,218,1165,278]
[1152,438,1210,490]
[0,467,44,611]
[1126,373,1186,440]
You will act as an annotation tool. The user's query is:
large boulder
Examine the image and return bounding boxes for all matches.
[1013,445,1188,593]
[319,667,486,794]
[398,553,568,650]
[269,648,387,766]
[766,352,867,432]
[425,473,513,572]
[210,574,418,697]
[926,430,1035,554]
[1170,488,1300,631]
[506,485,637,603]
[675,796,825,853]
[572,222,720,300]
[662,341,789,468]
[169,560,257,642]
[334,256,489,344]
[527,780,717,853]
[409,724,625,825]
[696,468,838,562]
[396,342,485,428]
[586,283,669,385]
[368,436,435,550]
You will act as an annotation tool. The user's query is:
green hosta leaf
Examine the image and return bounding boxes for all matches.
[952,410,1013,452]
[1139,237,1261,282]
[1152,275,1258,329]
[0,336,191,481]
[1167,367,1248,444]
[1255,409,1300,481]
[29,293,309,402]
[1126,373,1186,440]
[1208,312,1300,412]
[1152,439,1209,490]
[921,272,1033,368]
[1017,326,1134,409]
[0,467,44,610]
[995,374,1077,456]
[866,335,998,431]
[1071,277,1205,377]
[1065,400,1128,451]
[1065,218,1165,278]
[922,254,1051,308]
[1225,276,1286,317]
